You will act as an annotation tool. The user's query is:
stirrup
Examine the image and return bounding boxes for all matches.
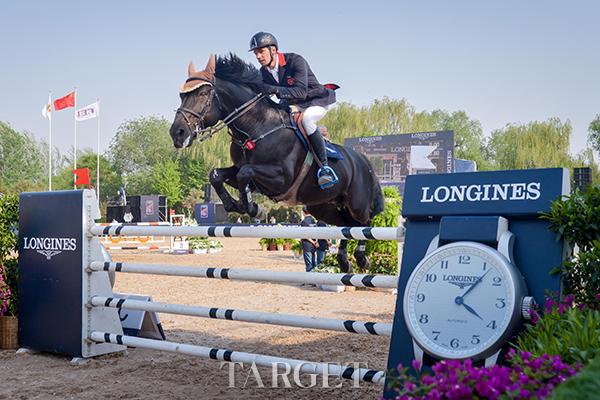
[317,166,339,189]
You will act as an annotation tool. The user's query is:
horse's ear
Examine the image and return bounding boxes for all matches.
[187,61,196,77]
[205,53,216,79]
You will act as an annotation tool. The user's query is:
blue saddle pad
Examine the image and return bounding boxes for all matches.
[289,113,344,161]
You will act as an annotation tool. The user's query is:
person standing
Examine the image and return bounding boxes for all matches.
[300,207,318,272]
[316,220,330,266]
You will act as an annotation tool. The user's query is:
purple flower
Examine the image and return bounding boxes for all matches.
[412,359,421,371]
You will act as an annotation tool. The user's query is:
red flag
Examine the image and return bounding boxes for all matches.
[54,91,76,111]
[73,167,91,188]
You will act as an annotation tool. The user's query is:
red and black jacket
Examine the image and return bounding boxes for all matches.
[260,52,336,109]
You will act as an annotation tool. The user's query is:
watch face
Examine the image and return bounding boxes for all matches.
[404,241,517,360]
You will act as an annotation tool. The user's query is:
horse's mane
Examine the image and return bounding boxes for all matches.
[215,53,262,94]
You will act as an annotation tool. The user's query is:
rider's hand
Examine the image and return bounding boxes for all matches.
[260,84,279,96]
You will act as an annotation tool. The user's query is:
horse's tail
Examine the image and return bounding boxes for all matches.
[370,176,385,220]
[356,152,385,220]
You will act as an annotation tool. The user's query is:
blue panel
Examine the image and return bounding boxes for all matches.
[439,216,504,244]
[18,190,84,357]
[403,168,567,217]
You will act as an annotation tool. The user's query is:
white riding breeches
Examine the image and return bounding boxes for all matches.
[302,106,329,135]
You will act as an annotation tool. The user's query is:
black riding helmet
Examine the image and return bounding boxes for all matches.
[248,32,278,51]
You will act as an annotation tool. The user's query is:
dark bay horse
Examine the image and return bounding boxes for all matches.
[169,54,384,272]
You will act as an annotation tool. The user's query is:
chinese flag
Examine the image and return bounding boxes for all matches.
[73,167,91,188]
[54,91,76,111]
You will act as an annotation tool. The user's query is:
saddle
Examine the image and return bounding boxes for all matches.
[288,106,343,161]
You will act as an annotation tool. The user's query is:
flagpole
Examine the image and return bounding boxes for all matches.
[73,87,77,189]
[97,98,101,205]
[48,92,52,191]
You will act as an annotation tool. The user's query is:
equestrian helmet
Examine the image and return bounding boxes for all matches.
[249,32,278,51]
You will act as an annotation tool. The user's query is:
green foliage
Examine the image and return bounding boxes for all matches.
[0,194,19,316]
[549,354,600,400]
[542,186,600,307]
[543,185,600,252]
[369,253,398,275]
[514,305,600,366]
[151,159,183,210]
[187,237,222,250]
[313,253,342,273]
[486,118,573,170]
[345,186,401,273]
[179,155,208,197]
[0,122,46,193]
[53,150,123,201]
[587,114,600,155]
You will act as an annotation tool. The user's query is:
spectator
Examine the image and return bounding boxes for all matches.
[300,207,317,272]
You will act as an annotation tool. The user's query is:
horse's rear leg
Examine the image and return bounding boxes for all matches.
[209,166,244,213]
[306,204,353,273]
[354,240,371,272]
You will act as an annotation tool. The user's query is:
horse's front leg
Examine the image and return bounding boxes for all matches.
[209,166,245,213]
[236,164,287,218]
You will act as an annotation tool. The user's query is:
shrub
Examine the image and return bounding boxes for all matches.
[514,294,600,366]
[542,186,600,310]
[0,194,19,316]
[387,351,579,400]
[549,354,600,400]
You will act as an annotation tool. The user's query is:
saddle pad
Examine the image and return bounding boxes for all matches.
[289,113,344,161]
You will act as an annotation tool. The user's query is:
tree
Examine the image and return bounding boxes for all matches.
[486,118,573,170]
[588,115,600,155]
[429,110,489,170]
[0,121,46,193]
[53,149,122,203]
[151,159,183,211]
[108,116,177,193]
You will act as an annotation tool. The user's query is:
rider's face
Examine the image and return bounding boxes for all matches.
[253,46,277,68]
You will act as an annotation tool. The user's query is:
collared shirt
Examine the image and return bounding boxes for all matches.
[267,54,279,83]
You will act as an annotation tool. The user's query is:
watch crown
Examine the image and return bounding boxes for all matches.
[521,296,536,320]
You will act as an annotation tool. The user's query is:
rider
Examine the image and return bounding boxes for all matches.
[249,32,338,189]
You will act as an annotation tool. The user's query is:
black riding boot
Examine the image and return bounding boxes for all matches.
[308,129,338,188]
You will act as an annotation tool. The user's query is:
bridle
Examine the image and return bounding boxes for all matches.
[176,76,266,143]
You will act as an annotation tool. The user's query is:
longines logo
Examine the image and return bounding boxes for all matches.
[443,274,480,290]
[23,237,77,260]
[420,182,541,203]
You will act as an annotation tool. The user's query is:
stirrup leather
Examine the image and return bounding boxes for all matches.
[317,166,339,189]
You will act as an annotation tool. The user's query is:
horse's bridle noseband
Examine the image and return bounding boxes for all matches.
[176,76,267,144]
[176,77,218,142]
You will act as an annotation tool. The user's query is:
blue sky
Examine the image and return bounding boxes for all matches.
[1,1,598,158]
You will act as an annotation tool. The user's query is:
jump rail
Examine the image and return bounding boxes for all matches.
[91,224,402,241]
[90,332,386,385]
[92,296,393,336]
[90,261,399,289]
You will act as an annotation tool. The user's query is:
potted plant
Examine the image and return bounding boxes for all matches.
[0,194,19,349]
[283,238,298,251]
[259,238,278,251]
[312,254,346,292]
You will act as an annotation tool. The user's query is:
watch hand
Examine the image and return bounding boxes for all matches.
[461,301,483,320]
[454,296,483,319]
[461,270,491,299]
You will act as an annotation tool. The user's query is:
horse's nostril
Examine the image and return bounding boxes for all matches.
[177,128,185,137]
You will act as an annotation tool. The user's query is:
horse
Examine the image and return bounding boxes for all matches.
[169,53,384,273]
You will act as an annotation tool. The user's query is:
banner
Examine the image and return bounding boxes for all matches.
[42,95,52,119]
[75,102,99,121]
[54,91,76,111]
[73,167,91,188]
